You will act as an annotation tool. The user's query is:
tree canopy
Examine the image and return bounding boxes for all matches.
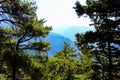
[0,0,52,80]
[0,0,120,80]
[74,0,120,79]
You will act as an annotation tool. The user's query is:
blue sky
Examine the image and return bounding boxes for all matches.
[36,0,94,40]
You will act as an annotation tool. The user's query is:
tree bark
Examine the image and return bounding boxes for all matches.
[12,61,17,80]
[11,39,20,80]
[108,41,113,80]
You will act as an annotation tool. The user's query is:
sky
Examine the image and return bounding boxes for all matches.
[36,0,94,40]
[37,0,94,41]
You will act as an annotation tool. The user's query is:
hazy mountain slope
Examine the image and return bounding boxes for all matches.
[44,32,78,56]
[53,26,95,41]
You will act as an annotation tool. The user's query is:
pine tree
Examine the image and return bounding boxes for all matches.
[54,42,77,80]
[75,33,94,79]
[74,0,120,79]
[55,42,76,59]
[0,0,52,79]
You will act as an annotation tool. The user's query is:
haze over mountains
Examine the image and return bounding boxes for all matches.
[28,32,78,56]
[52,26,95,41]
[1,23,95,56]
[43,26,95,56]
[44,32,78,56]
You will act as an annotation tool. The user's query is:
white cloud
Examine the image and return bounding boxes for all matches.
[36,0,91,29]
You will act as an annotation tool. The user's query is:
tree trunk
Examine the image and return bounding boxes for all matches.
[12,63,17,80]
[108,41,113,80]
[11,40,20,80]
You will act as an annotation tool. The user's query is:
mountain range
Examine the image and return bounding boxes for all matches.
[40,26,95,56]
[19,26,95,56]
[52,26,95,41]
[44,32,78,56]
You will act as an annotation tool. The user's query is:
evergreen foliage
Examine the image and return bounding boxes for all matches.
[1,0,119,80]
[74,0,120,79]
[0,0,52,79]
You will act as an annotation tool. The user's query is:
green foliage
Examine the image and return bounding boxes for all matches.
[74,0,120,79]
[1,0,120,80]
[0,0,51,80]
[40,58,80,80]
[0,74,11,80]
[78,53,94,79]
[55,42,76,59]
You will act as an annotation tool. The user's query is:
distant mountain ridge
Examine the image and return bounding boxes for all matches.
[53,26,95,41]
[44,32,78,56]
